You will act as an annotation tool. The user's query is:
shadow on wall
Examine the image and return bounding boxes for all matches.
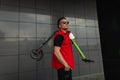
[0,30,5,40]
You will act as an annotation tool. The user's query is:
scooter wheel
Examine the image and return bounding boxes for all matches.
[30,49,43,61]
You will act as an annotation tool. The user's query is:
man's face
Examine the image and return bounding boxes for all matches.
[59,19,69,30]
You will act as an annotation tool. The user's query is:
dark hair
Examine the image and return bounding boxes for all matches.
[57,17,66,28]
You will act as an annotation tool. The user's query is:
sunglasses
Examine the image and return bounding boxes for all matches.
[60,21,69,24]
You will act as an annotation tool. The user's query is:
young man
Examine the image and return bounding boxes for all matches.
[51,17,74,80]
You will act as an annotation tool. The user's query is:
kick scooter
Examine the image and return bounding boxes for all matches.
[30,32,94,62]
[30,31,56,61]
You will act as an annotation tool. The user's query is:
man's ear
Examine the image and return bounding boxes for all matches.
[58,25,61,28]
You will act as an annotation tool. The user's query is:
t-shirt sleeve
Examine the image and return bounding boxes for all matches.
[54,35,64,47]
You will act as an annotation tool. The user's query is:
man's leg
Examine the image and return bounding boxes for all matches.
[57,68,72,80]
[64,69,72,80]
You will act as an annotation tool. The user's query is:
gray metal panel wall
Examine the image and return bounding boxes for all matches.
[0,0,104,80]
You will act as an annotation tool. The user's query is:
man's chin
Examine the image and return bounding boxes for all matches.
[63,27,68,30]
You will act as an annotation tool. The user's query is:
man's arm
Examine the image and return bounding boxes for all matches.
[54,46,71,71]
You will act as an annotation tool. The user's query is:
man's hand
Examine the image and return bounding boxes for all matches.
[64,64,71,71]
[82,58,94,62]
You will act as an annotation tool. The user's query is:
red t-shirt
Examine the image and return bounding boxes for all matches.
[51,30,75,70]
